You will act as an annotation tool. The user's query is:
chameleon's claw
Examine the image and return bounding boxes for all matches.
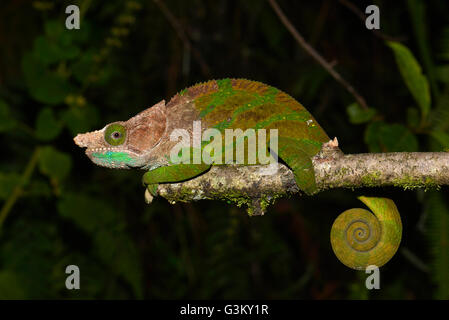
[144,184,158,204]
[146,183,159,197]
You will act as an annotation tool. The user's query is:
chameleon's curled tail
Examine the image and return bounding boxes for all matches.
[330,196,402,270]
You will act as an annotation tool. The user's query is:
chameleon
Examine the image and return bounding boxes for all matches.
[73,78,402,270]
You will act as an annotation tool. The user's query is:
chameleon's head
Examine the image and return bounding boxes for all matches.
[74,100,167,169]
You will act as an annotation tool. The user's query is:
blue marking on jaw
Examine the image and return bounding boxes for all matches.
[92,151,136,166]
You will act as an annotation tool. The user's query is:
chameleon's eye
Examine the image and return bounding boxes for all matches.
[104,123,126,146]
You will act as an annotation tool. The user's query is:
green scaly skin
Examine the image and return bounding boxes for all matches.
[144,78,329,193]
[331,196,402,270]
[74,78,402,270]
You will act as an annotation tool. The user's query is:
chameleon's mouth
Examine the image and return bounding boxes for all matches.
[74,131,101,148]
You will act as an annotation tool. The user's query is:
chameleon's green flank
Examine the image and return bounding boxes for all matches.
[74,78,403,270]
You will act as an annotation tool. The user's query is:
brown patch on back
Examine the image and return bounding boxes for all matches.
[165,81,220,110]
[231,102,283,129]
[166,93,183,109]
[202,90,255,127]
[275,91,306,113]
[231,79,269,96]
[186,80,219,100]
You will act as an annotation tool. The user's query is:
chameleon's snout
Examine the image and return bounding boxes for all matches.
[74,131,101,148]
[73,134,88,148]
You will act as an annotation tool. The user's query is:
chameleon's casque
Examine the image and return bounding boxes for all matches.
[74,78,402,270]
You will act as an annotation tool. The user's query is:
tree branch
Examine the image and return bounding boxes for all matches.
[267,0,369,110]
[0,147,40,230]
[337,0,405,42]
[153,0,211,77]
[151,141,449,215]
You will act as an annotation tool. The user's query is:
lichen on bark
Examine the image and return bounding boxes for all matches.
[153,142,449,215]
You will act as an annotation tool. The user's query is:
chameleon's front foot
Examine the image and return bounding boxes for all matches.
[144,183,159,204]
[142,172,159,204]
[144,188,154,204]
[142,162,212,204]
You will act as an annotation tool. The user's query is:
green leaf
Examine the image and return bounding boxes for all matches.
[0,99,16,132]
[58,194,119,233]
[364,121,383,152]
[0,270,28,299]
[0,172,21,199]
[71,52,95,83]
[406,107,420,128]
[61,105,99,136]
[35,108,62,141]
[94,230,143,298]
[387,41,431,119]
[57,193,143,298]
[21,53,73,105]
[0,220,61,298]
[30,73,72,105]
[406,0,439,99]
[34,36,61,65]
[365,122,419,152]
[38,146,72,182]
[379,123,419,152]
[45,19,89,44]
[346,103,377,124]
[44,20,65,40]
[21,52,46,85]
[34,36,79,65]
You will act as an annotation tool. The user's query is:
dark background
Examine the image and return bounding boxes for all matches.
[0,0,448,299]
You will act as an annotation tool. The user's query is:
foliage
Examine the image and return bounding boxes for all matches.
[387,41,431,120]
